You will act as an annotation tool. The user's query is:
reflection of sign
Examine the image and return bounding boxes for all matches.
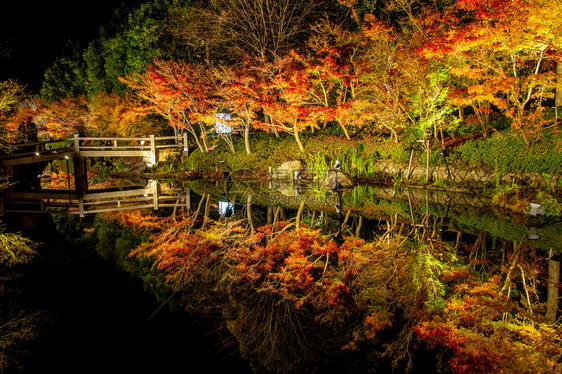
[215,113,232,134]
[218,200,234,216]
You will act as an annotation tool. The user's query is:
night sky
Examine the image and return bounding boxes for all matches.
[0,1,137,93]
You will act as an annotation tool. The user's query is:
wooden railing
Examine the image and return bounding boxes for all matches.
[0,133,189,167]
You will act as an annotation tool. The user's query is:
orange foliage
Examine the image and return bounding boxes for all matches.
[46,172,74,190]
[37,95,90,138]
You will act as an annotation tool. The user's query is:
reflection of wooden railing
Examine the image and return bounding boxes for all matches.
[0,183,192,217]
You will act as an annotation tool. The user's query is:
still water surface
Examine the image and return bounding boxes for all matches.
[2,178,560,373]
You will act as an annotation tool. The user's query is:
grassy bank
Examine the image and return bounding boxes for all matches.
[163,129,562,186]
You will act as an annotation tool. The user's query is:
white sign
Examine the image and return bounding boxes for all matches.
[215,113,232,134]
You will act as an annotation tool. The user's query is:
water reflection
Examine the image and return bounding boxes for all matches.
[184,178,562,254]
[2,177,561,373]
[0,179,190,217]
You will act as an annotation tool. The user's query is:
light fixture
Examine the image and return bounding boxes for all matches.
[529,203,545,216]
[527,226,541,240]
[334,160,342,170]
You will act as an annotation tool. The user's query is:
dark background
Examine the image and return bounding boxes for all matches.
[0,1,138,92]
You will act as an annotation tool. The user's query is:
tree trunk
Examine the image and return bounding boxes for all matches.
[203,194,211,227]
[267,206,273,225]
[293,122,304,151]
[455,231,462,251]
[244,123,251,154]
[546,259,560,324]
[425,141,430,182]
[246,200,255,233]
[340,123,351,140]
[266,114,279,137]
[295,201,305,228]
[554,61,562,115]
[191,131,205,153]
[458,106,465,122]
[199,123,209,152]
[356,216,363,237]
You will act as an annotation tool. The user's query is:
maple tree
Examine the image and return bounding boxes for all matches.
[120,60,221,153]
[302,20,364,140]
[260,54,333,151]
[35,95,90,138]
[0,80,25,113]
[0,81,31,150]
[87,92,162,137]
[214,62,271,154]
[421,0,562,142]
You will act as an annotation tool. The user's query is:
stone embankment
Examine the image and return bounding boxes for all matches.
[373,160,562,189]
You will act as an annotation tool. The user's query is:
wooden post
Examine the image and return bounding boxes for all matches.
[73,134,87,197]
[79,198,84,218]
[149,134,156,164]
[152,181,158,210]
[546,259,560,323]
[182,132,189,155]
[185,188,191,210]
[73,133,80,153]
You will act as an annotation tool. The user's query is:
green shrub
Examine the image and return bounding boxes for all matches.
[453,130,562,174]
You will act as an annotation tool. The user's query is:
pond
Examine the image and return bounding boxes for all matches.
[1,176,560,373]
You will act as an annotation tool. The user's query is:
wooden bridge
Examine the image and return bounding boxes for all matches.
[0,134,189,194]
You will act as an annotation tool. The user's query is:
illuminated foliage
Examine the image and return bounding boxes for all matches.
[421,0,562,142]
[0,227,38,266]
[0,80,25,113]
[112,210,562,373]
[120,60,220,153]
[214,62,271,154]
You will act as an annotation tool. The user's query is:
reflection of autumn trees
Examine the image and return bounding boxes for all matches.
[0,227,44,373]
[223,292,310,373]
[0,228,38,266]
[111,207,561,373]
